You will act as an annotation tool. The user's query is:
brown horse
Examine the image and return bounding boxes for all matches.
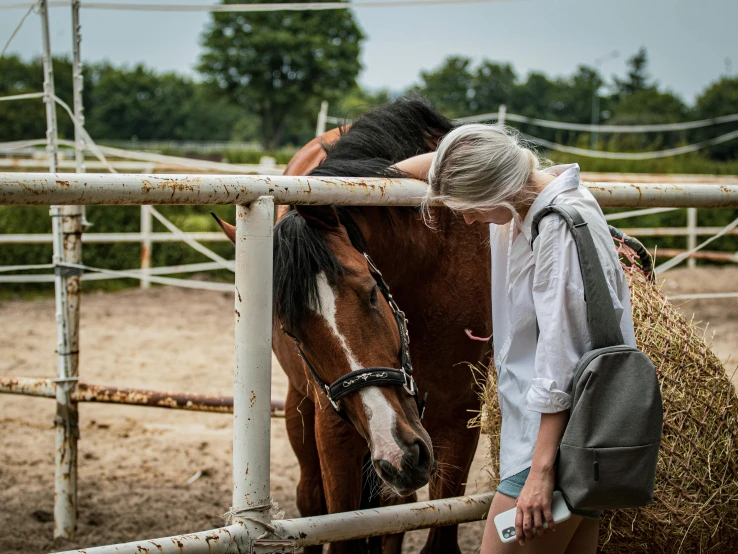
[215,99,491,553]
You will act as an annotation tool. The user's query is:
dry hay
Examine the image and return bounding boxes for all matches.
[470,240,738,553]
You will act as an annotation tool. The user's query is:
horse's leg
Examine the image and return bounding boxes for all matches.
[314,406,368,554]
[420,425,481,554]
[285,383,325,554]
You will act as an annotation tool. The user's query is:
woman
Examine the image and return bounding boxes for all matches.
[395,124,637,553]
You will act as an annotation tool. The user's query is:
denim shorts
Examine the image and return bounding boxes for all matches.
[497,467,601,520]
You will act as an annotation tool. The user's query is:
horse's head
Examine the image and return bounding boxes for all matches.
[212,207,434,496]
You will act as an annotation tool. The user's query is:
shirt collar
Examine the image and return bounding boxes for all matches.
[520,163,580,240]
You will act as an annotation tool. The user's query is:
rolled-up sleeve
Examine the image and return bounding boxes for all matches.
[525,216,590,413]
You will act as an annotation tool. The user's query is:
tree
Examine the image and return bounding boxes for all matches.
[607,88,688,151]
[694,77,738,160]
[198,0,364,148]
[0,55,75,142]
[613,47,652,99]
[471,61,516,114]
[412,56,474,118]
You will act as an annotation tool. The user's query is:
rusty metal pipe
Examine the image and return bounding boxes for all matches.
[53,524,247,554]
[267,492,493,547]
[0,376,286,416]
[3,172,738,208]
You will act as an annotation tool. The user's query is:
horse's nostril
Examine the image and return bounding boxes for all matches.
[378,459,399,479]
[415,439,431,469]
[406,442,421,467]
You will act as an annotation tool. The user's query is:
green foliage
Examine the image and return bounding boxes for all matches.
[613,47,652,99]
[0,55,75,141]
[198,0,364,148]
[0,204,238,298]
[412,56,475,117]
[694,77,738,160]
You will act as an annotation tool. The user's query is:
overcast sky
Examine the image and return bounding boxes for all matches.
[1,0,735,105]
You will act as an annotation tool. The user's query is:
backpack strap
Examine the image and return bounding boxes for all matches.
[531,204,624,350]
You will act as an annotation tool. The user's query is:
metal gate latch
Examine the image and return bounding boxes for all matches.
[251,539,296,553]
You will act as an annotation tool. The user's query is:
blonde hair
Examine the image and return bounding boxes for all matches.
[424,124,542,219]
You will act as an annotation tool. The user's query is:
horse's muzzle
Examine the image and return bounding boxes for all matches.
[373,438,434,496]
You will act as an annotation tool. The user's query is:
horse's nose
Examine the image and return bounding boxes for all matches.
[378,459,400,481]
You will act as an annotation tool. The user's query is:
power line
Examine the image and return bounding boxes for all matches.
[5,0,515,12]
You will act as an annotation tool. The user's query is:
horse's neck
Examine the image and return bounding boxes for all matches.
[354,207,485,290]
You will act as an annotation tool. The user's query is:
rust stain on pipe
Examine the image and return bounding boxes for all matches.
[0,376,286,416]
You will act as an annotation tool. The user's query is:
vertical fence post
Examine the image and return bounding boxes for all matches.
[233,197,274,540]
[498,104,507,127]
[42,0,81,540]
[140,205,152,289]
[687,208,697,269]
[315,100,328,137]
[71,0,85,176]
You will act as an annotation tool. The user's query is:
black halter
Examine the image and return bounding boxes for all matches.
[282,253,427,423]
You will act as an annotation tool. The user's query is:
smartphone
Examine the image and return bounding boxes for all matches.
[494,490,572,544]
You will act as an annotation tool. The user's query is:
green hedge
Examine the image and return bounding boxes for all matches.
[0,205,238,299]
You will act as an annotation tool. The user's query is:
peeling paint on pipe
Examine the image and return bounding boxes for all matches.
[52,523,248,554]
[270,492,493,546]
[3,172,738,208]
[0,376,286,417]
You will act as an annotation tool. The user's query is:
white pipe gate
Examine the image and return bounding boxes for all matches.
[1,173,738,553]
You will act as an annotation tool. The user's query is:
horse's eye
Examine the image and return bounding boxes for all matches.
[369,286,378,306]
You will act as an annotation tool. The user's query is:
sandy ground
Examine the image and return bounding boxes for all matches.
[1,267,736,554]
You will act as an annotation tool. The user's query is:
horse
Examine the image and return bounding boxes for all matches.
[214,98,492,553]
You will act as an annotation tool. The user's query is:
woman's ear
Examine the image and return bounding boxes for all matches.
[294,205,341,231]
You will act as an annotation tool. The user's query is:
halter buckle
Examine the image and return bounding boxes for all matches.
[325,385,341,412]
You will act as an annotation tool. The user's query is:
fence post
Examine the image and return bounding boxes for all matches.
[71,0,85,176]
[316,100,329,137]
[498,104,507,127]
[687,208,697,269]
[140,205,152,289]
[233,197,274,540]
[42,0,81,539]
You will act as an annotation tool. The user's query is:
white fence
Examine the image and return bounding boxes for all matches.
[1,172,737,554]
[2,1,738,552]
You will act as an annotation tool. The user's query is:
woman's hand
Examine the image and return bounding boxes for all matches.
[514,465,556,545]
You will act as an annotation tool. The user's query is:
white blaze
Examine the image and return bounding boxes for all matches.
[313,273,404,469]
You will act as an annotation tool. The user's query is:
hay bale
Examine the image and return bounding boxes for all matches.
[472,241,738,553]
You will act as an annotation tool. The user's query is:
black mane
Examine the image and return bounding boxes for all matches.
[274,97,452,331]
[310,96,453,179]
[274,210,367,332]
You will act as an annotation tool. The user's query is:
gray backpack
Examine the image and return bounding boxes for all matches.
[531,204,663,511]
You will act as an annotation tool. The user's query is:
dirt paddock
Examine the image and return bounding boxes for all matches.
[1,267,736,554]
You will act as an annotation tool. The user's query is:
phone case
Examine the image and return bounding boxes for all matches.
[494,490,572,543]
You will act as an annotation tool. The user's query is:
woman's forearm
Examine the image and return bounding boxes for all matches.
[530,411,569,474]
[392,152,435,181]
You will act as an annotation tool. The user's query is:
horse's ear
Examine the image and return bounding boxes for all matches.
[210,212,236,244]
[294,205,341,231]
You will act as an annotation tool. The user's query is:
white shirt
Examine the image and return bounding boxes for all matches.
[490,164,636,481]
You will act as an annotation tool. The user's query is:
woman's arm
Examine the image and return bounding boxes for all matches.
[391,152,435,181]
[515,411,569,544]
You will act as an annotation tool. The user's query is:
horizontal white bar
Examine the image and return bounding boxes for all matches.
[0,159,285,172]
[53,493,492,553]
[620,227,738,237]
[53,524,247,554]
[0,261,232,283]
[0,232,229,244]
[667,292,738,300]
[605,207,679,221]
[271,493,492,547]
[3,173,738,207]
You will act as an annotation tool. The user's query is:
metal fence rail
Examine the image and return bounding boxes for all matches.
[2,172,738,553]
[0,376,285,416]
